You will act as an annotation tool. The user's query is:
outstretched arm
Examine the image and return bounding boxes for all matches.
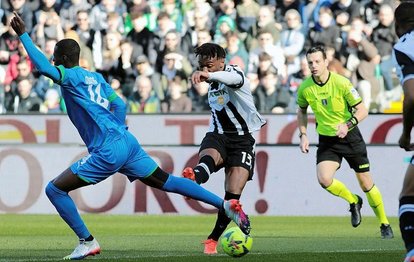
[10,12,60,82]
[191,66,243,87]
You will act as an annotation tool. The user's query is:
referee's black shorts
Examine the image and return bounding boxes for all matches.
[199,132,256,179]
[316,127,370,173]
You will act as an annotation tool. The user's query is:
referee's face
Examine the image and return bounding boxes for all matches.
[306,51,328,77]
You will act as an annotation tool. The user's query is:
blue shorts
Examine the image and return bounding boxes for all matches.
[70,132,158,184]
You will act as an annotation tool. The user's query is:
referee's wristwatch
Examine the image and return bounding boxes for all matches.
[299,132,307,138]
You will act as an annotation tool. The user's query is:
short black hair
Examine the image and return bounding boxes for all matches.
[194,43,226,60]
[55,39,80,64]
[395,1,414,37]
[306,45,327,59]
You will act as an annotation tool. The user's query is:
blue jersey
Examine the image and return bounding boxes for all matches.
[56,66,127,151]
[19,33,127,152]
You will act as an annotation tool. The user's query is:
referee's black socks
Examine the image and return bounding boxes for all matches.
[194,155,215,184]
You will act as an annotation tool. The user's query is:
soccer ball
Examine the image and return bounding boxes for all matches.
[220,227,253,257]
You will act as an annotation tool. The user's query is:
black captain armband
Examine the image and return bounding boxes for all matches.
[346,116,358,129]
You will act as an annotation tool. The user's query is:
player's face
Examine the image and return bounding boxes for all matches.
[306,51,328,77]
[53,46,63,66]
[198,56,225,72]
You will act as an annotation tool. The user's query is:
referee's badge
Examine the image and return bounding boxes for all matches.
[321,98,328,106]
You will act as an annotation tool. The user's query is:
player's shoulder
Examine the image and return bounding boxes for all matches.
[394,31,414,56]
[225,64,243,74]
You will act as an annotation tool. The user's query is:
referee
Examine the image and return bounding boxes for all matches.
[296,45,393,239]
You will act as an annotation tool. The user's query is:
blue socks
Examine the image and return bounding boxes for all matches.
[45,182,90,239]
[162,174,223,209]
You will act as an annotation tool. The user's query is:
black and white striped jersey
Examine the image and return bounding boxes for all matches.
[393,30,414,85]
[206,64,266,135]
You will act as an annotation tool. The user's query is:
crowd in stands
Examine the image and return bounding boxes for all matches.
[0,0,402,114]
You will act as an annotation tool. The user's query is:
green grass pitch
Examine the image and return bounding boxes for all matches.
[0,215,405,261]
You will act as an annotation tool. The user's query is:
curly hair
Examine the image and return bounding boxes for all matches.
[194,43,226,60]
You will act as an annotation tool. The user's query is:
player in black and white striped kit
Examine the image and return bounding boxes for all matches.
[183,43,266,254]
[393,2,414,261]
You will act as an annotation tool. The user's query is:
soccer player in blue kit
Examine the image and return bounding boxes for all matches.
[10,12,250,260]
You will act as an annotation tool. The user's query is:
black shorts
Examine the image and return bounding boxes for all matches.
[316,127,370,173]
[199,132,256,179]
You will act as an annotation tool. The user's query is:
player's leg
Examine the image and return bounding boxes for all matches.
[183,132,224,184]
[46,140,129,260]
[399,160,414,260]
[139,167,250,234]
[204,167,249,254]
[45,168,101,260]
[203,134,255,254]
[122,132,250,234]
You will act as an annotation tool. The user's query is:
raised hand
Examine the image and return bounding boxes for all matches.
[191,67,210,84]
[10,12,26,36]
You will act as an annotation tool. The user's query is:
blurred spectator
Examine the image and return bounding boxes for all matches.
[248,29,286,79]
[361,0,394,30]
[257,51,276,78]
[302,0,332,31]
[225,31,249,73]
[0,13,20,83]
[132,54,162,98]
[153,11,177,50]
[370,4,398,94]
[10,77,42,113]
[155,30,190,72]
[159,51,192,100]
[40,88,62,113]
[280,9,305,76]
[213,0,237,28]
[89,0,126,32]
[4,42,33,85]
[107,39,143,98]
[102,11,125,36]
[340,27,381,111]
[160,0,184,33]
[3,57,34,110]
[287,55,311,94]
[4,0,33,33]
[189,81,209,112]
[72,9,103,70]
[161,76,192,113]
[235,0,260,36]
[304,7,342,55]
[330,0,361,23]
[255,66,291,113]
[126,11,159,66]
[326,45,350,78]
[128,75,161,113]
[32,8,65,50]
[276,0,305,23]
[59,0,91,32]
[109,77,127,102]
[100,31,123,74]
[247,5,281,51]
[213,15,236,48]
